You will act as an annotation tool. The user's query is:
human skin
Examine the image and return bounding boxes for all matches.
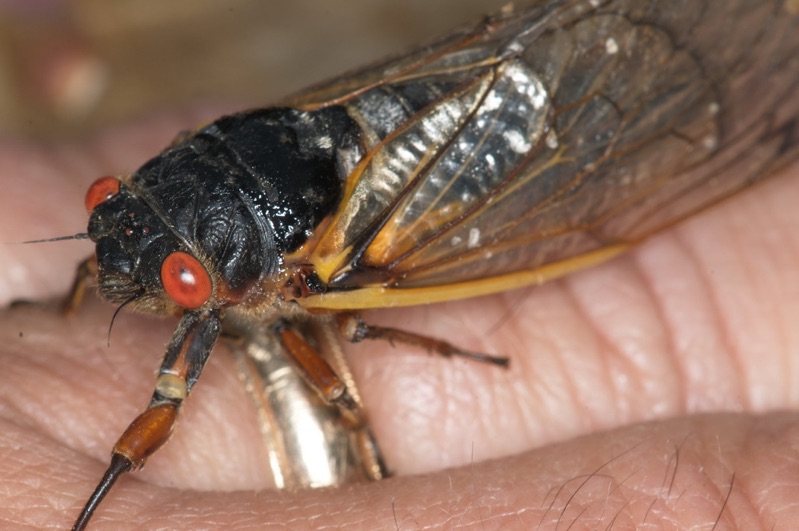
[0,109,798,529]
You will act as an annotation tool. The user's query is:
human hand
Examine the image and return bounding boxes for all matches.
[1,109,798,529]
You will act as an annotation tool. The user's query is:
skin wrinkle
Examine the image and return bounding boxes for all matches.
[540,463,583,525]
[562,265,646,426]
[630,239,694,421]
[533,284,597,436]
[779,262,798,407]
[480,347,515,457]
[557,274,617,427]
[486,288,528,341]
[616,259,678,418]
[485,304,543,446]
[460,374,498,474]
[561,272,639,425]
[678,215,759,412]
[601,265,668,411]
[448,315,502,462]
[407,357,450,466]
[531,324,579,440]
[690,444,732,527]
[692,188,794,407]
[463,369,497,465]
[748,205,799,409]
[593,470,633,527]
[437,357,458,465]
[733,192,792,401]
[1,342,104,440]
[644,229,741,413]
[5,374,73,447]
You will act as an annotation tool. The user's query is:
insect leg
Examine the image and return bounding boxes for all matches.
[62,255,97,314]
[311,319,389,481]
[275,320,395,475]
[336,313,510,367]
[72,308,222,531]
[272,319,389,480]
[226,316,388,485]
[272,319,362,419]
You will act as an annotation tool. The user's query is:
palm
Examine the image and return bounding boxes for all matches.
[1,110,798,529]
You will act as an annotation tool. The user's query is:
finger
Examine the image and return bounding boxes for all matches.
[2,111,798,527]
[4,411,797,528]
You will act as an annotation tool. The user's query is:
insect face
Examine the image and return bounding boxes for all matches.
[86,177,187,313]
[85,108,359,317]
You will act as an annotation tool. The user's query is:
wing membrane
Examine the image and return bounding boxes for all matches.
[287,0,799,308]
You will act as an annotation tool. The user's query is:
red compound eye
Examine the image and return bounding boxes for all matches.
[160,252,212,309]
[85,176,121,212]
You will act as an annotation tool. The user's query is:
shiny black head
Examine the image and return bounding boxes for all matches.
[86,177,203,314]
[84,106,358,314]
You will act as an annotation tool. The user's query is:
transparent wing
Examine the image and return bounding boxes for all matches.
[287,0,799,308]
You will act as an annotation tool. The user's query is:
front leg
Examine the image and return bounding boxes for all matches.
[72,308,223,531]
[62,255,97,314]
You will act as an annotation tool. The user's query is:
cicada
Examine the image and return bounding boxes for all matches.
[8,0,799,528]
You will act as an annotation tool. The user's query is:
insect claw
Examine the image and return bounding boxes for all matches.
[453,348,510,368]
[72,453,133,531]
